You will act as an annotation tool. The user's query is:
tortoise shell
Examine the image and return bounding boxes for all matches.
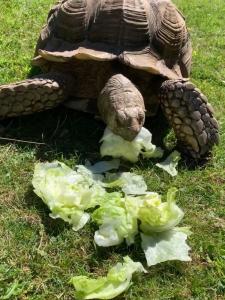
[33,0,192,80]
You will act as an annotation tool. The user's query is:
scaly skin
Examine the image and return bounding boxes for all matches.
[97,74,145,141]
[0,72,73,118]
[160,79,219,158]
[0,71,219,158]
[0,72,146,142]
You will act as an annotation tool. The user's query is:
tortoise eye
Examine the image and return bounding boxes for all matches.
[138,113,145,124]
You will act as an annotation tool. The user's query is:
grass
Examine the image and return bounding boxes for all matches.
[0,0,225,299]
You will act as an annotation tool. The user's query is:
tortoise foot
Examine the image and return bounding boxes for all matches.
[0,73,71,118]
[160,79,219,158]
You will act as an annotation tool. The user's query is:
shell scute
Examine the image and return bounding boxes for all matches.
[34,0,191,79]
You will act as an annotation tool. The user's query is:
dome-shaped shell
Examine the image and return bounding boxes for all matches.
[33,0,192,79]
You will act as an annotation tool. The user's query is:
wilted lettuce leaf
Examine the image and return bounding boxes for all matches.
[100,127,163,163]
[156,151,181,176]
[138,188,184,233]
[70,256,147,299]
[141,229,191,266]
[32,162,105,231]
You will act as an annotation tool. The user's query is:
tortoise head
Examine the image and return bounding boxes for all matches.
[114,107,145,141]
[98,74,145,141]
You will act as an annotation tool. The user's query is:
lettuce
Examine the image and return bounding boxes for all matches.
[156,151,181,177]
[70,256,147,299]
[92,193,138,246]
[86,159,120,174]
[141,229,191,266]
[100,127,163,163]
[103,172,147,195]
[138,188,184,233]
[32,161,105,231]
[32,160,192,274]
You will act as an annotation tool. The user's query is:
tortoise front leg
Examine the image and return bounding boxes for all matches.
[97,74,145,141]
[0,72,73,118]
[160,79,219,158]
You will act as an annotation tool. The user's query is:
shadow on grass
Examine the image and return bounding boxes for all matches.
[0,106,170,158]
[0,107,104,162]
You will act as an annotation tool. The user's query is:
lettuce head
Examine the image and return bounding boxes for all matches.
[138,188,184,233]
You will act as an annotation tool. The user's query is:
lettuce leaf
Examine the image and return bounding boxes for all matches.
[138,188,184,233]
[100,127,163,163]
[92,193,138,246]
[141,229,191,266]
[103,172,147,195]
[156,151,181,177]
[70,256,147,299]
[86,159,120,174]
[32,161,105,231]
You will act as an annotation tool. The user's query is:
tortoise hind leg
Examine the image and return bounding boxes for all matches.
[159,79,219,158]
[0,72,73,118]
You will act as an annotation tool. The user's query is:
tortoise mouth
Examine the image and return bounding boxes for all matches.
[114,128,140,141]
[113,120,143,141]
[112,110,145,141]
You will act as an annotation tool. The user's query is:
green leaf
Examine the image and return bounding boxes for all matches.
[100,127,163,163]
[32,161,105,231]
[156,151,181,177]
[103,172,147,195]
[138,188,184,233]
[141,229,191,266]
[92,193,139,246]
[70,256,147,299]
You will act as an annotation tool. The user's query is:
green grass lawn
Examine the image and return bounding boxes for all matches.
[0,0,225,299]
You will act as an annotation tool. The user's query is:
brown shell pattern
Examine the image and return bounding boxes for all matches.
[33,0,192,79]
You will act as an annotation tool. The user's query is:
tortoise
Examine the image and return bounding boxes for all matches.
[0,0,219,158]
